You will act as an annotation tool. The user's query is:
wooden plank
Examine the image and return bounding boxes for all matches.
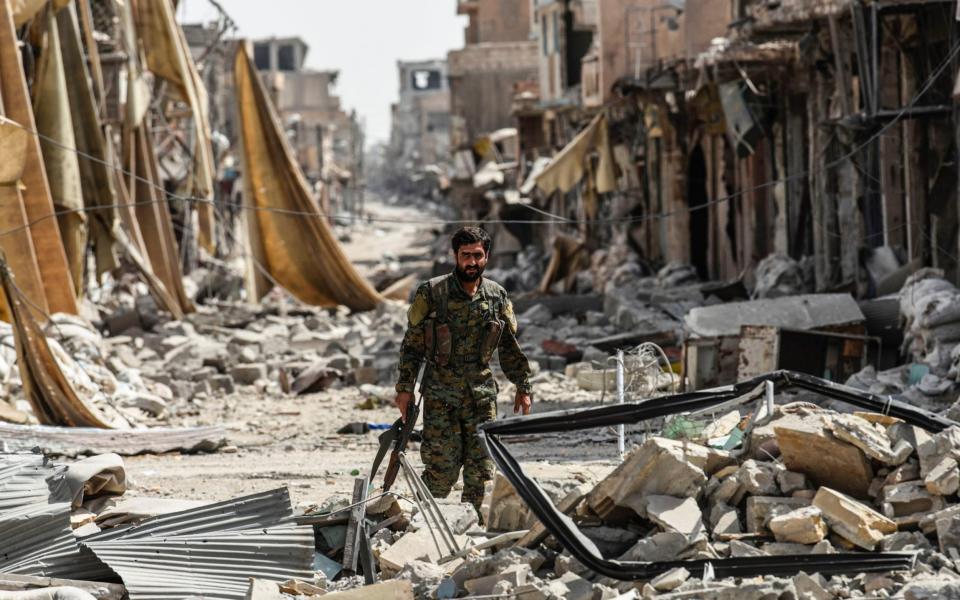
[342,476,369,574]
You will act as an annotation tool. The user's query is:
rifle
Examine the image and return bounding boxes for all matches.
[369,397,420,491]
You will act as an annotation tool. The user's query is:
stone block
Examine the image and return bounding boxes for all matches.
[378,529,467,575]
[925,456,959,496]
[464,564,529,596]
[775,420,874,498]
[768,506,828,544]
[828,414,910,465]
[643,495,704,539]
[230,363,267,385]
[777,470,809,494]
[650,567,690,592]
[813,487,897,550]
[320,581,414,599]
[586,437,734,519]
[208,374,235,395]
[738,459,783,496]
[881,481,945,525]
[745,496,810,534]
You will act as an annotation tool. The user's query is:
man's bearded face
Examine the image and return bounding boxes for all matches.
[455,242,487,282]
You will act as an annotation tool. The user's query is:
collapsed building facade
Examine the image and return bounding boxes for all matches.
[446,0,960,304]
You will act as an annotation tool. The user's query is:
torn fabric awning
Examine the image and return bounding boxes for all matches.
[535,112,616,196]
[233,43,382,311]
[479,370,945,580]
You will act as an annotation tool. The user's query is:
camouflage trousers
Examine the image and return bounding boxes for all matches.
[420,392,497,514]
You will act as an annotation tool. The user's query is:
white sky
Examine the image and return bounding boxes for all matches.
[178,0,467,145]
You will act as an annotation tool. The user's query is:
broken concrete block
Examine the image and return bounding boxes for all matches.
[230,363,267,385]
[586,437,734,519]
[643,496,705,539]
[208,374,235,394]
[737,459,782,496]
[813,487,897,550]
[777,470,808,494]
[555,572,593,600]
[411,502,477,535]
[712,509,741,537]
[378,528,467,574]
[793,572,831,600]
[768,506,828,544]
[775,419,874,498]
[937,514,960,554]
[925,456,959,496]
[829,413,909,465]
[883,461,920,487]
[881,481,945,526]
[320,581,414,599]
[745,496,810,534]
[464,564,530,596]
[729,540,766,557]
[618,531,689,562]
[880,531,933,552]
[650,567,690,592]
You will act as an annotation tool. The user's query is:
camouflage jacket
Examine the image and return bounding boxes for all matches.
[395,273,532,403]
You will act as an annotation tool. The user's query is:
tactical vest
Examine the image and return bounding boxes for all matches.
[423,275,504,368]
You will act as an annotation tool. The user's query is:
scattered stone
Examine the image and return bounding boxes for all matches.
[813,487,897,550]
[737,459,782,496]
[768,506,828,544]
[925,457,960,496]
[777,470,809,495]
[208,374,235,395]
[829,413,910,465]
[587,437,734,519]
[230,363,268,385]
[643,495,705,539]
[464,564,530,596]
[745,496,810,534]
[650,567,690,592]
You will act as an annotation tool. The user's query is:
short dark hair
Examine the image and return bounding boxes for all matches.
[451,226,492,255]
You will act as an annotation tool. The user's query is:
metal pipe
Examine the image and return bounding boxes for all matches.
[616,349,625,459]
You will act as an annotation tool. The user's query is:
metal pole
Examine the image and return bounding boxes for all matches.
[616,349,625,459]
[765,380,775,416]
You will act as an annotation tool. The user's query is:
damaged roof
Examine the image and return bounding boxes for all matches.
[684,293,865,337]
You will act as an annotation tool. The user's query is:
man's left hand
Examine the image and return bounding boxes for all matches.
[513,392,532,415]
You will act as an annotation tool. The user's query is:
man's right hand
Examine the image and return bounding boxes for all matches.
[395,391,413,422]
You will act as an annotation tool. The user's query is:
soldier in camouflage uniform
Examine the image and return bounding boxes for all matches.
[394,227,532,515]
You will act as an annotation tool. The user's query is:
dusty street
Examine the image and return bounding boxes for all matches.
[123,200,619,511]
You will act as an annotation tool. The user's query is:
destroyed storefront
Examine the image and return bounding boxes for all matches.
[617,0,960,290]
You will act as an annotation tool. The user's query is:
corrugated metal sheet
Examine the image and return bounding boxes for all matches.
[0,422,226,456]
[85,487,295,543]
[83,525,315,599]
[0,454,70,511]
[0,501,109,581]
[0,454,114,583]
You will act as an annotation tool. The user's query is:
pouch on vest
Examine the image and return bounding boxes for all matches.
[435,323,452,367]
[423,318,435,361]
[479,319,504,364]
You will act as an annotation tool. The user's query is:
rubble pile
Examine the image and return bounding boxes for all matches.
[0,293,410,433]
[271,388,960,599]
